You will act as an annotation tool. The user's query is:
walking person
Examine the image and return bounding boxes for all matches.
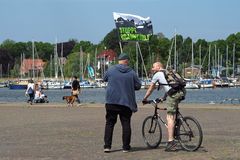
[103,53,141,153]
[25,79,35,105]
[142,62,185,151]
[71,76,81,105]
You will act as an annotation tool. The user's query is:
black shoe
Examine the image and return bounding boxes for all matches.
[165,140,177,152]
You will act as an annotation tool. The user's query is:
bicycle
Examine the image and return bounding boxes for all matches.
[142,99,203,151]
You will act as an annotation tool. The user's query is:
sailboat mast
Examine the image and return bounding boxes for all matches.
[80,46,84,80]
[174,31,177,71]
[217,49,220,77]
[54,40,58,79]
[32,40,35,79]
[136,42,138,76]
[233,43,235,77]
[94,47,97,80]
[199,44,201,77]
[226,45,229,77]
[60,42,64,80]
[20,53,22,79]
[208,44,211,76]
[191,40,194,78]
[50,54,52,78]
[214,44,217,68]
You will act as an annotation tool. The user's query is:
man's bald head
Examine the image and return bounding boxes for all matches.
[152,62,164,72]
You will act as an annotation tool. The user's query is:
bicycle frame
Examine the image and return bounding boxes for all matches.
[148,101,193,139]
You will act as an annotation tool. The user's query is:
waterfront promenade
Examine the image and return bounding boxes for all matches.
[0,102,239,160]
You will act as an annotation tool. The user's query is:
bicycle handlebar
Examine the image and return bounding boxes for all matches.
[142,99,167,110]
[142,98,163,105]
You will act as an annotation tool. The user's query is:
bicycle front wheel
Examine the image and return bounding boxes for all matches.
[142,116,162,148]
[177,116,203,151]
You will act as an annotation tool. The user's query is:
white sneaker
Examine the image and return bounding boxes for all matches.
[104,148,111,153]
[123,150,130,153]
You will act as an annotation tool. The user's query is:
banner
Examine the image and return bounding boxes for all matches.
[113,12,153,42]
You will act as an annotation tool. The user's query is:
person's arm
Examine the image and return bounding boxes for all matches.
[25,84,30,94]
[143,82,156,101]
[134,73,142,90]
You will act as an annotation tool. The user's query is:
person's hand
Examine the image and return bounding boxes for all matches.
[142,99,148,105]
[155,98,163,103]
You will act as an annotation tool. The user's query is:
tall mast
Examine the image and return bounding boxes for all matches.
[226,45,229,77]
[50,54,52,78]
[20,53,22,79]
[191,40,194,78]
[208,44,211,76]
[233,43,235,77]
[80,46,84,80]
[214,44,217,68]
[59,42,64,80]
[54,39,58,79]
[94,47,97,80]
[174,30,177,71]
[136,42,138,76]
[199,44,201,78]
[32,40,35,79]
[217,49,220,77]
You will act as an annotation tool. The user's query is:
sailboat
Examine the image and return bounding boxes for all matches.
[184,40,200,89]
[42,41,64,89]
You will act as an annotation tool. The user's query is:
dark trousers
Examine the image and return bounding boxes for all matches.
[74,95,80,103]
[104,104,132,150]
[28,93,34,103]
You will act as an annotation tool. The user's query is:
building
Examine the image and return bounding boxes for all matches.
[184,66,201,78]
[20,59,45,76]
[96,49,117,78]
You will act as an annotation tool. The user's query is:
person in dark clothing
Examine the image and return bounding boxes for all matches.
[103,53,141,153]
[71,76,81,104]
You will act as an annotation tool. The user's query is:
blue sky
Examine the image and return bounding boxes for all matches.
[0,0,239,44]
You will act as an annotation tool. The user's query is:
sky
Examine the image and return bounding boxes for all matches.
[0,0,240,44]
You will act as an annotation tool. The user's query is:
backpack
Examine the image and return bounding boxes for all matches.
[162,70,186,90]
[156,70,186,97]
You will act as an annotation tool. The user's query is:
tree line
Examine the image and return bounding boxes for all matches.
[0,29,240,79]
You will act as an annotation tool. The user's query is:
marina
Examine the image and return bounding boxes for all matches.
[1,86,240,104]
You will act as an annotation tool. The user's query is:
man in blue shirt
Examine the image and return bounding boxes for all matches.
[103,53,141,153]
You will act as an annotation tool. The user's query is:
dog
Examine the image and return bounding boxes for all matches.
[62,96,76,107]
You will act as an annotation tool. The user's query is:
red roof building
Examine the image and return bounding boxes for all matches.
[20,59,45,75]
[97,49,117,62]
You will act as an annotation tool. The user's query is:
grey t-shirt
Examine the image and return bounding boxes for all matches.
[151,71,171,93]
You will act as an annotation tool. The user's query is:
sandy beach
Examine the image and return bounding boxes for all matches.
[0,102,239,160]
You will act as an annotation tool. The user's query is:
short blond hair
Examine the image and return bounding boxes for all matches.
[153,62,164,69]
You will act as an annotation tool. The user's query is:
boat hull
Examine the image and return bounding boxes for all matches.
[9,84,27,90]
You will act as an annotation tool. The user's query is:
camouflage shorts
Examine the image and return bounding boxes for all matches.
[166,91,185,114]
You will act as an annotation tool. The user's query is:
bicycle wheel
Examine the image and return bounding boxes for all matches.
[142,116,162,148]
[177,116,203,151]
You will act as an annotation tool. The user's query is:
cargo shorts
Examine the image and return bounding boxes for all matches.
[166,90,185,114]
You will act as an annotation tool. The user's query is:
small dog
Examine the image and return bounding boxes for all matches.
[62,96,76,107]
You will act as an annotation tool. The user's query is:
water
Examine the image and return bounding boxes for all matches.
[0,87,240,104]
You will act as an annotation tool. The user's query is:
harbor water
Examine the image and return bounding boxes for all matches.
[0,87,240,104]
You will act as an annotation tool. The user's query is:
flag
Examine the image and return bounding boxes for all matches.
[113,12,153,42]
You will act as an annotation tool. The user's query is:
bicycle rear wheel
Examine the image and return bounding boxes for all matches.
[177,116,203,151]
[142,116,162,148]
